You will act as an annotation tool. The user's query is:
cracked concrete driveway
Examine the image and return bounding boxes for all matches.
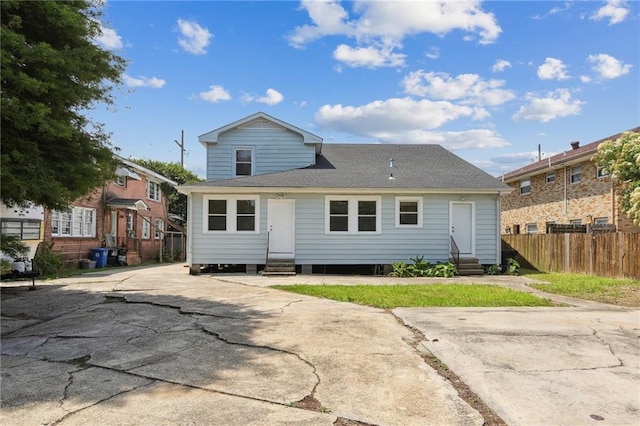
[1,264,481,426]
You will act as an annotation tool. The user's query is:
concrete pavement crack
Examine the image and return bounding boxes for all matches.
[591,328,625,366]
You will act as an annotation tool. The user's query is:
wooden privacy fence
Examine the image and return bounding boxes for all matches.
[502,233,640,280]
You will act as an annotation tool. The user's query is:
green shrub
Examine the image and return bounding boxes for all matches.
[0,235,30,259]
[33,242,66,276]
[507,258,520,275]
[429,262,458,278]
[1,259,12,275]
[390,257,458,278]
[484,264,501,275]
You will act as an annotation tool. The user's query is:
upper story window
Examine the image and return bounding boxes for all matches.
[234,147,254,176]
[52,207,95,237]
[519,179,531,195]
[325,196,381,234]
[147,180,161,202]
[596,166,610,178]
[1,219,41,240]
[115,175,126,187]
[395,197,423,228]
[570,165,582,183]
[204,195,260,233]
[546,172,555,183]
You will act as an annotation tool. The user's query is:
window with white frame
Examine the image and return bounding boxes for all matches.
[520,179,531,195]
[594,217,608,225]
[596,166,609,178]
[395,197,423,227]
[570,165,582,183]
[233,147,254,176]
[546,172,555,183]
[204,196,259,233]
[1,220,41,240]
[154,219,164,239]
[325,196,381,234]
[51,207,96,237]
[115,175,126,187]
[526,223,538,234]
[141,217,151,239]
[147,180,161,202]
[570,219,582,225]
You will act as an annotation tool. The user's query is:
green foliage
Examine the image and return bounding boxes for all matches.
[1,259,13,275]
[33,242,66,276]
[129,159,204,220]
[390,257,458,278]
[506,258,520,275]
[0,235,30,259]
[484,264,501,275]
[1,1,126,210]
[592,131,640,225]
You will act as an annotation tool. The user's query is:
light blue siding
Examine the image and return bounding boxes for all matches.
[206,127,315,181]
[190,193,500,265]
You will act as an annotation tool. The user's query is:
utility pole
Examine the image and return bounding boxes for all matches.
[173,130,185,168]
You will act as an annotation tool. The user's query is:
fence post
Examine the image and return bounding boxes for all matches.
[564,233,570,271]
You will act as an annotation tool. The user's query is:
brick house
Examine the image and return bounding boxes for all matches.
[43,156,177,266]
[500,127,640,234]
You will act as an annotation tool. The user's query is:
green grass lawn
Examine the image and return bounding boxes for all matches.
[272,284,554,309]
[523,271,640,307]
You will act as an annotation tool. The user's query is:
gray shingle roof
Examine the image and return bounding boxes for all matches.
[186,144,511,191]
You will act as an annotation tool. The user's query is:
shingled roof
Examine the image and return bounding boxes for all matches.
[183,144,511,192]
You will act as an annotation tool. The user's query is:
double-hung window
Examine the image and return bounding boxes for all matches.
[147,180,161,202]
[395,197,423,228]
[141,218,151,239]
[546,172,555,183]
[154,219,164,240]
[234,147,254,176]
[325,196,381,234]
[570,165,582,183]
[519,179,531,195]
[596,166,609,178]
[1,220,41,240]
[204,196,259,233]
[51,207,96,237]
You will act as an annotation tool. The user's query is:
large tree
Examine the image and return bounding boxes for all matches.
[129,159,203,221]
[592,130,640,225]
[1,1,125,210]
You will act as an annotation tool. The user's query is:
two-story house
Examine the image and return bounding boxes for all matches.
[500,127,640,234]
[43,155,177,266]
[178,112,512,275]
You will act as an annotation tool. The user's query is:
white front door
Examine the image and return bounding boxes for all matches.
[450,202,474,256]
[267,199,295,259]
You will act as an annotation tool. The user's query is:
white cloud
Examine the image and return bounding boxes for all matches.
[177,19,212,55]
[94,24,123,50]
[333,43,406,68]
[401,71,516,107]
[587,53,632,79]
[288,0,501,68]
[537,57,570,80]
[512,89,584,122]
[425,47,440,60]
[123,74,166,88]
[580,75,592,83]
[480,150,559,176]
[492,59,512,73]
[244,88,284,105]
[590,0,629,25]
[198,85,231,103]
[532,1,572,20]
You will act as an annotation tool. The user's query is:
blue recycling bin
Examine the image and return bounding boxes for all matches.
[91,248,108,268]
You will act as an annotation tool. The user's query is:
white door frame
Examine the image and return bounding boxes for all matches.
[267,199,295,259]
[449,201,475,257]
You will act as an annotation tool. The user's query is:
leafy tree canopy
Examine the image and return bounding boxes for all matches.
[129,159,203,221]
[1,0,126,210]
[592,131,640,225]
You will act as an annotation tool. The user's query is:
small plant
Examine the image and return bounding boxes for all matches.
[390,257,457,278]
[428,262,458,278]
[390,261,411,277]
[33,242,66,276]
[1,259,12,275]
[506,258,520,275]
[484,264,501,275]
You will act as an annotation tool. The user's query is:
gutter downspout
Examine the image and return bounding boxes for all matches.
[496,196,502,265]
[564,166,568,215]
[611,177,616,229]
[186,191,193,266]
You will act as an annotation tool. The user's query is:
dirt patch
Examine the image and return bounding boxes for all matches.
[334,418,375,426]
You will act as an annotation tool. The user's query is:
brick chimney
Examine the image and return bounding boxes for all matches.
[570,141,580,150]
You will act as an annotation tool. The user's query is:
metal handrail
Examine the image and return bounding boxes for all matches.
[450,235,460,270]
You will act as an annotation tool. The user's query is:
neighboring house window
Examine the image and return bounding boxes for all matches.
[519,179,531,195]
[234,147,254,176]
[570,219,582,225]
[204,196,260,233]
[1,220,41,240]
[526,223,538,234]
[154,219,164,239]
[147,180,161,202]
[596,166,609,178]
[325,196,381,234]
[570,165,582,183]
[594,217,608,225]
[512,224,521,234]
[546,172,555,183]
[395,197,423,227]
[51,207,95,237]
[126,213,135,237]
[141,218,151,239]
[546,221,556,233]
[116,175,126,187]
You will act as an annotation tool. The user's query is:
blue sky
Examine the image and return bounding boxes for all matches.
[91,0,639,178]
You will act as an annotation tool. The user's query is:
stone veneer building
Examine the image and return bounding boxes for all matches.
[501,127,640,234]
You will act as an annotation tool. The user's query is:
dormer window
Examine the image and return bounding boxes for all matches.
[234,147,254,176]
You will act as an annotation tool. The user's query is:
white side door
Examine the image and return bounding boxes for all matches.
[450,202,475,256]
[267,199,295,259]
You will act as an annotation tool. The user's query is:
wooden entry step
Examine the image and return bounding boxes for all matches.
[263,258,296,276]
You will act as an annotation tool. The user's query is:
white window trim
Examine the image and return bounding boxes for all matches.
[147,180,161,202]
[526,223,538,234]
[51,207,96,238]
[596,166,609,179]
[519,179,531,195]
[141,217,151,239]
[232,147,255,177]
[395,196,423,228]
[203,195,260,234]
[546,172,555,183]
[324,196,381,235]
[115,175,126,187]
[570,165,582,184]
[154,219,164,240]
